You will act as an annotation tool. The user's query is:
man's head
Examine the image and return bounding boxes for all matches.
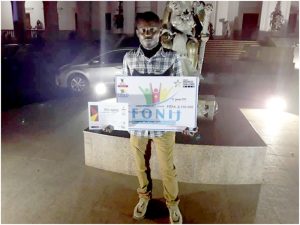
[135,11,161,50]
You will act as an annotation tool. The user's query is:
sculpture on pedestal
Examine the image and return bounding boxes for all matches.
[160,1,213,75]
[270,1,284,31]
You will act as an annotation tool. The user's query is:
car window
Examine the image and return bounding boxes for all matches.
[2,45,20,58]
[100,50,129,64]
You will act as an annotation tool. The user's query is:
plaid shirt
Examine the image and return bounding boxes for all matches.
[123,45,184,138]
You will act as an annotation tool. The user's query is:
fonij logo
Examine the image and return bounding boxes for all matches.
[117,78,129,97]
[139,83,174,105]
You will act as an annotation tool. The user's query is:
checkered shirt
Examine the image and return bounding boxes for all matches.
[123,45,184,138]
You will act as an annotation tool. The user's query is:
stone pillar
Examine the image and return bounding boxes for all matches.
[228,1,239,38]
[150,1,157,13]
[198,4,213,75]
[136,2,151,13]
[260,1,278,32]
[280,1,291,33]
[11,1,26,43]
[123,1,135,35]
[157,1,167,19]
[43,1,59,40]
[77,1,92,40]
[259,1,291,36]
[214,1,229,36]
[99,1,107,35]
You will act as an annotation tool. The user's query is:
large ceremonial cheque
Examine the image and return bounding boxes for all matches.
[116,76,199,131]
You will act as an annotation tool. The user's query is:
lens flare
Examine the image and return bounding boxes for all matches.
[95,83,107,95]
[266,96,287,112]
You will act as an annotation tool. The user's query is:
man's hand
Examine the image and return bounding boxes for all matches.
[182,127,198,136]
[103,125,114,133]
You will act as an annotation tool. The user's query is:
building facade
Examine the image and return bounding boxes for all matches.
[1,1,299,43]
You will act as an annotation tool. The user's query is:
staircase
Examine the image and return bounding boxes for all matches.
[204,40,260,61]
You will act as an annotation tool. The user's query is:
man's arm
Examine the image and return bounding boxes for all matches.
[122,53,131,76]
[104,54,130,133]
[173,55,184,77]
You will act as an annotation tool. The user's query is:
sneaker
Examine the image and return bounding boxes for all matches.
[168,205,183,224]
[133,198,150,220]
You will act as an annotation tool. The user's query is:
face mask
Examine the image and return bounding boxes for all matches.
[139,32,160,50]
[136,23,161,50]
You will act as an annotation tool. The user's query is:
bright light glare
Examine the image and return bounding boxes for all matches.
[95,83,107,95]
[266,96,287,112]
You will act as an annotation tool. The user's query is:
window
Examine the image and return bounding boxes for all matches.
[100,50,128,64]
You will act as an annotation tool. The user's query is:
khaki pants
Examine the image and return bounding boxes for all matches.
[130,132,179,207]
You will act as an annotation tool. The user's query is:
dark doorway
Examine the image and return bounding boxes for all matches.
[25,13,31,29]
[105,13,111,30]
[288,14,297,33]
[241,13,259,40]
[75,13,78,31]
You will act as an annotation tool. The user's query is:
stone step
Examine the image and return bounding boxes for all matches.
[202,40,260,60]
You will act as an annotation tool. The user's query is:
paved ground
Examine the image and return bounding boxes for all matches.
[2,68,299,223]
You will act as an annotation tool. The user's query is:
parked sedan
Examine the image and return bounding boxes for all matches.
[55,48,133,94]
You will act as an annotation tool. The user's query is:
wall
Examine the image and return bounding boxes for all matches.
[157,1,167,19]
[1,1,14,29]
[25,1,45,29]
[123,1,135,34]
[57,1,76,30]
[228,1,239,31]
[91,1,100,31]
[215,1,229,35]
[136,1,151,13]
[238,1,262,31]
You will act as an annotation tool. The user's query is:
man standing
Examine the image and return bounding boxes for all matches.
[122,11,183,224]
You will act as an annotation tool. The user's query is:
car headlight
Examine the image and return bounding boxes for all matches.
[266,96,287,112]
[95,83,107,95]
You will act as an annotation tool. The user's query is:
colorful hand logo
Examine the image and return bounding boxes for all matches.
[139,83,173,105]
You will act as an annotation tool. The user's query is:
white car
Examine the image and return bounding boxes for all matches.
[55,48,133,94]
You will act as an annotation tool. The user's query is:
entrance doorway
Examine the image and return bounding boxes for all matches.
[288,14,297,33]
[25,13,31,29]
[241,13,259,40]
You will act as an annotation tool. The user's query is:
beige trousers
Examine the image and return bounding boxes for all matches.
[130,132,179,207]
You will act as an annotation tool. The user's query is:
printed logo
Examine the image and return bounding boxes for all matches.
[117,78,128,93]
[90,105,99,121]
[117,78,129,97]
[182,79,196,88]
[139,83,174,105]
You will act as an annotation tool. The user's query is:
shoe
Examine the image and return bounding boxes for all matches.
[133,198,150,220]
[168,205,183,224]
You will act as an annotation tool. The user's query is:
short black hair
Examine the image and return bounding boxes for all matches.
[135,11,160,25]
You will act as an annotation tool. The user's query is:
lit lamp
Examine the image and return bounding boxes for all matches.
[95,83,107,95]
[266,96,287,112]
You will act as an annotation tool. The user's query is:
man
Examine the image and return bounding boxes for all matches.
[122,11,184,224]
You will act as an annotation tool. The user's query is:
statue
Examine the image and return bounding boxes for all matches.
[161,1,213,75]
[270,1,284,31]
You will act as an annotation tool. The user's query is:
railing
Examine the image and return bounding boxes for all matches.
[2,29,15,38]
[2,29,45,44]
[25,29,45,39]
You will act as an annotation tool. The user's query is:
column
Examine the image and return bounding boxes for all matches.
[280,1,291,33]
[99,1,107,35]
[123,1,135,35]
[214,1,229,36]
[77,1,92,40]
[260,1,291,33]
[11,1,26,43]
[228,1,239,38]
[157,1,167,19]
[150,1,157,13]
[136,2,151,13]
[260,1,277,31]
[43,1,59,40]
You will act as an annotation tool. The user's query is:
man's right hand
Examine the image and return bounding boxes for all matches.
[103,125,114,133]
[182,127,198,136]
